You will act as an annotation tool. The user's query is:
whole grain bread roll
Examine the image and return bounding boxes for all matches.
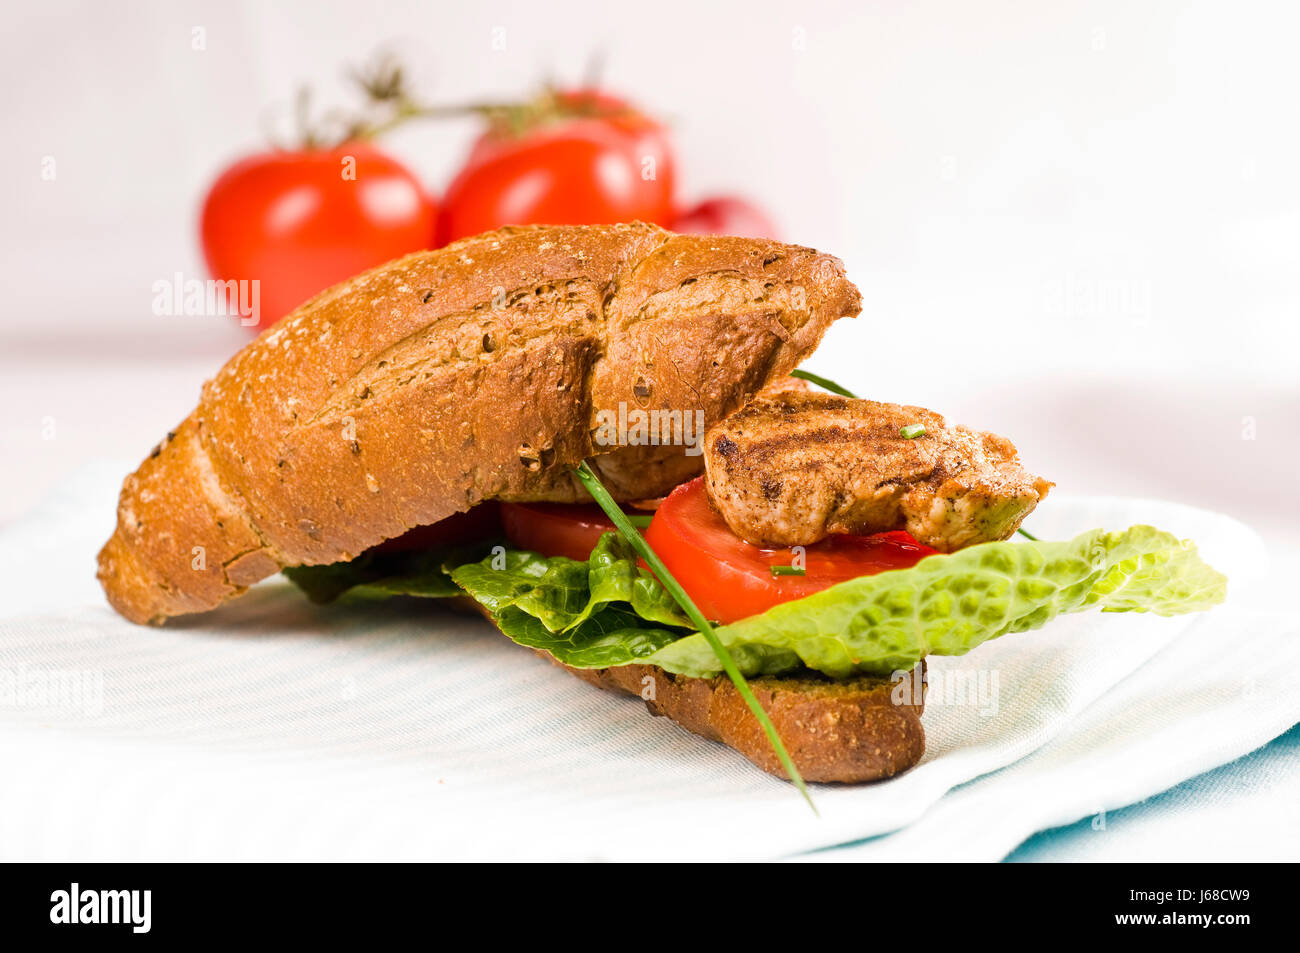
[564,660,927,784]
[99,223,861,624]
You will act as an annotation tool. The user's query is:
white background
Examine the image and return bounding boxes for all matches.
[0,0,1297,861]
[4,1,1296,550]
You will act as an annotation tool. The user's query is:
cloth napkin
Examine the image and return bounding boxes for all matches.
[1006,723,1300,862]
[0,461,1291,862]
[803,606,1300,861]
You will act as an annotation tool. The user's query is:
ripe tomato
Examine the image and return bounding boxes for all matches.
[672,196,778,239]
[201,144,437,331]
[644,478,937,624]
[438,89,676,244]
[501,502,618,562]
[371,503,502,553]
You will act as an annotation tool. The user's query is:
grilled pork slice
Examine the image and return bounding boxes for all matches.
[704,391,1052,551]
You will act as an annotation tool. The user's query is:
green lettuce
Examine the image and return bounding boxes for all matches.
[449,534,690,631]
[448,525,1226,678]
[282,542,488,603]
[285,525,1226,679]
[649,525,1226,677]
[446,535,693,668]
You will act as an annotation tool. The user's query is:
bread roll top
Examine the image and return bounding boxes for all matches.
[99,223,862,623]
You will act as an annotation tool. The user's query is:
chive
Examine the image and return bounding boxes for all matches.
[770,565,806,577]
[1017,527,1039,541]
[899,424,926,439]
[789,368,858,398]
[574,461,817,813]
[626,514,653,529]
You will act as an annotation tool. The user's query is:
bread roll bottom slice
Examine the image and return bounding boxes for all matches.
[559,657,927,783]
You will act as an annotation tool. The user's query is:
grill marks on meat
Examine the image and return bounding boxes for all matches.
[703,392,1052,551]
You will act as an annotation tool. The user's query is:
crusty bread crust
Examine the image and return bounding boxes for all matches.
[565,660,926,783]
[98,223,861,624]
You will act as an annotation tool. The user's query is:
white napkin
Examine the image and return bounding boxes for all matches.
[803,606,1300,861]
[0,461,1289,862]
[1006,724,1300,862]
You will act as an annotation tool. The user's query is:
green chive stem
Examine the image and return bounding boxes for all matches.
[574,461,817,813]
[789,369,858,399]
[770,565,806,577]
[1017,527,1039,541]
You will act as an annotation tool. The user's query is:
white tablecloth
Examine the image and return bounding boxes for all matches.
[0,462,1292,861]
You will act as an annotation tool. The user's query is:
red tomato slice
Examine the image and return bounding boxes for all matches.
[501,502,618,562]
[371,502,502,553]
[644,478,937,624]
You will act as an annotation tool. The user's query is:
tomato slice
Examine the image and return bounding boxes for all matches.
[644,478,937,624]
[371,502,502,553]
[501,502,619,562]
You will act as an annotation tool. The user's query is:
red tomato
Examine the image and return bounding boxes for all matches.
[644,478,937,624]
[201,144,437,331]
[501,502,617,562]
[672,196,778,239]
[438,90,676,244]
[371,502,502,553]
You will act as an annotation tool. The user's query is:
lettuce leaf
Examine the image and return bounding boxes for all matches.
[490,606,687,669]
[650,525,1227,677]
[449,525,1226,678]
[282,542,489,603]
[287,524,1226,680]
[445,535,693,668]
[449,534,691,631]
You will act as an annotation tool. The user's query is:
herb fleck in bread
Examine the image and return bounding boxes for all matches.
[98,223,862,624]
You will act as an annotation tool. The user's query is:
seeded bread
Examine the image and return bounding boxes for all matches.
[564,659,927,783]
[98,223,861,623]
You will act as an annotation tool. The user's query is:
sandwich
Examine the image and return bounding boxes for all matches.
[98,222,1226,789]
